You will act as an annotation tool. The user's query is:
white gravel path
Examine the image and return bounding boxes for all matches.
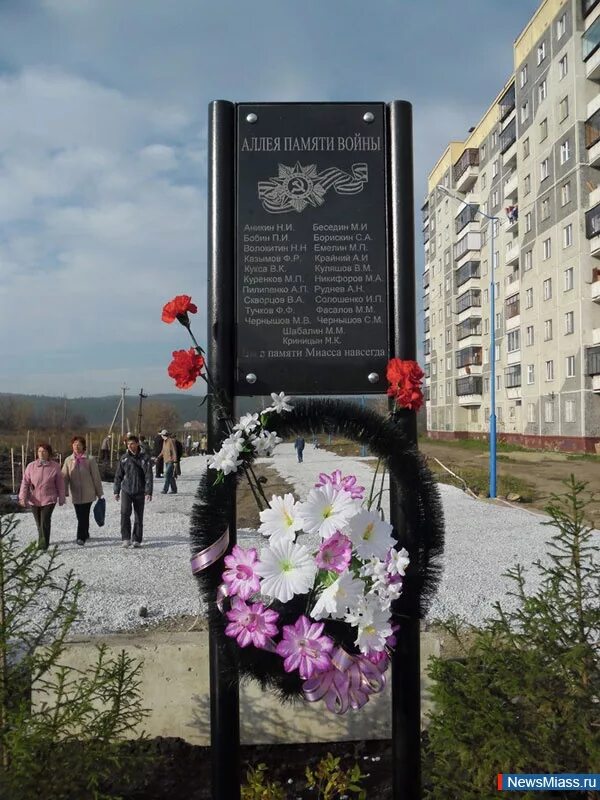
[9,446,598,636]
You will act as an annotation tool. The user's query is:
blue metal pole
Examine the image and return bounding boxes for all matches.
[489,219,497,499]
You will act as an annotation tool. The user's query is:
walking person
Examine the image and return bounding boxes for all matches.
[113,434,153,548]
[159,430,178,494]
[294,436,305,463]
[100,434,111,463]
[18,443,65,550]
[62,435,104,546]
[153,431,164,478]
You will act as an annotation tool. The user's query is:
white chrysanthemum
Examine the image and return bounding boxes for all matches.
[258,493,303,543]
[234,413,260,433]
[347,510,395,560]
[311,571,365,621]
[388,547,410,577]
[250,430,281,457]
[208,446,243,475]
[264,391,293,414]
[347,597,393,654]
[256,538,317,603]
[296,484,359,539]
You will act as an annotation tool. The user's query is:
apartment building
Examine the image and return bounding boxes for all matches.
[422,0,600,451]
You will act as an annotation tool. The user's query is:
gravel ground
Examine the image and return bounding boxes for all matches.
[9,445,598,636]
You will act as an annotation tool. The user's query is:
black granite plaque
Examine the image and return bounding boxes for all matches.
[235,103,389,396]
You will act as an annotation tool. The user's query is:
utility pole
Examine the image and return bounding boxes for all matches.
[136,388,148,435]
[120,384,128,442]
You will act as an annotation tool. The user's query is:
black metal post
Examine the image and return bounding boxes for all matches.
[387,100,421,799]
[207,99,240,800]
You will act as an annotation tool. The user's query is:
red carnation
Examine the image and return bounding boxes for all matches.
[167,348,205,389]
[386,358,424,412]
[162,295,198,324]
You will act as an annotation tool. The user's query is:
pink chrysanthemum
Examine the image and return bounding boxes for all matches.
[315,470,365,500]
[225,597,279,649]
[315,532,352,574]
[222,545,261,600]
[276,615,334,679]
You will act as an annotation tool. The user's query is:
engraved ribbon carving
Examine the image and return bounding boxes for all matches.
[258,162,368,214]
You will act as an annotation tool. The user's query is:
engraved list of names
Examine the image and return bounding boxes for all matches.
[235,103,389,395]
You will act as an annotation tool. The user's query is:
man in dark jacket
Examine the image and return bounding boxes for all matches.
[113,434,153,548]
[153,431,164,477]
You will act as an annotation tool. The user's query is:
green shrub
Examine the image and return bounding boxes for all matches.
[424,478,599,799]
[0,514,149,800]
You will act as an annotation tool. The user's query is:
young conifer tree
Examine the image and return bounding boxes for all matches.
[0,513,148,800]
[424,477,600,800]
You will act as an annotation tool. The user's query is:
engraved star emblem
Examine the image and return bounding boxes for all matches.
[266,162,326,213]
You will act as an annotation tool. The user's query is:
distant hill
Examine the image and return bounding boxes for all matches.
[0,392,206,427]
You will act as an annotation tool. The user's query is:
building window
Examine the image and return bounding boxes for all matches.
[559,54,569,81]
[559,96,569,121]
[540,118,548,141]
[525,211,532,232]
[491,189,499,208]
[523,137,530,159]
[564,267,574,291]
[561,181,571,206]
[543,277,552,299]
[496,375,502,392]
[544,399,554,423]
[495,343,501,362]
[560,140,570,164]
[542,238,552,260]
[507,330,520,352]
[484,318,490,335]
[481,142,487,160]
[520,64,528,87]
[527,364,535,384]
[538,80,547,103]
[483,347,489,365]
[565,310,574,334]
[566,355,576,378]
[557,13,566,39]
[541,197,550,220]
[495,281,500,299]
[440,384,444,400]
[526,287,534,308]
[563,223,573,248]
[565,398,575,422]
[432,361,437,375]
[545,360,554,381]
[527,402,536,423]
[524,249,533,271]
[446,355,452,370]
[481,173,487,189]
[445,329,452,345]
[537,41,546,64]
[520,102,530,123]
[540,158,549,181]
[524,173,531,195]
[526,325,534,346]
[492,159,498,178]
[544,319,553,341]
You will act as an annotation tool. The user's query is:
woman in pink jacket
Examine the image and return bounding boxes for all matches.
[18,443,65,550]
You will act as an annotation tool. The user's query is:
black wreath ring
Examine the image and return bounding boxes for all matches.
[190,398,444,701]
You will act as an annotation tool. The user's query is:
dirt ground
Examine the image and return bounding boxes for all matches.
[418,439,600,524]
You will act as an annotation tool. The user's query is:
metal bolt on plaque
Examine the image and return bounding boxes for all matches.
[363,111,375,123]
[245,113,258,124]
[245,373,257,384]
[368,372,379,383]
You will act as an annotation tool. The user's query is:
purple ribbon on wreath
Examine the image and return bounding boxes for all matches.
[302,646,388,714]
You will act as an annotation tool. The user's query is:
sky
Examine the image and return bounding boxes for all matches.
[0,0,540,398]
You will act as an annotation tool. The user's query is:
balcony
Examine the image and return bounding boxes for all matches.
[585,107,600,167]
[422,201,430,226]
[586,346,600,388]
[499,84,515,122]
[455,205,480,235]
[592,280,600,302]
[454,231,482,264]
[505,241,520,266]
[456,346,482,376]
[456,375,483,406]
[455,259,480,290]
[503,171,518,203]
[424,339,431,356]
[585,203,600,257]
[453,148,479,193]
[505,364,521,389]
[505,270,520,295]
[500,119,516,154]
[583,0,600,18]
[456,288,481,316]
[583,17,600,81]
[423,227,430,244]
[423,270,430,290]
[456,317,482,347]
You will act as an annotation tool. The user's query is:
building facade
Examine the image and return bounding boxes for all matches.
[423,0,600,451]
